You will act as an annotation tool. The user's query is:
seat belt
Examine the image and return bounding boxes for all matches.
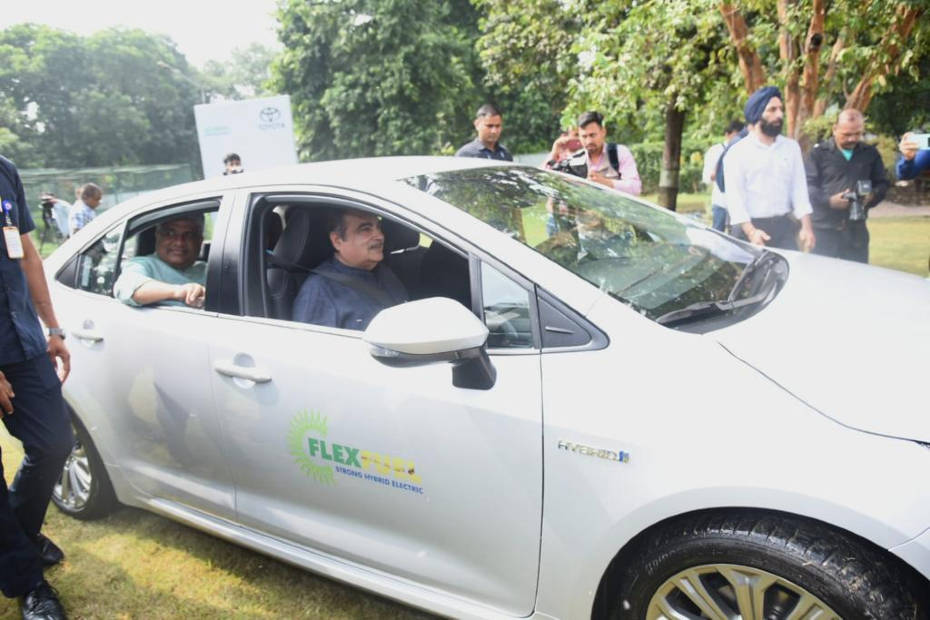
[265,252,397,307]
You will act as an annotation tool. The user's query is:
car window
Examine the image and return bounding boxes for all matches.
[481,262,533,349]
[111,205,218,308]
[76,227,122,295]
[256,202,472,327]
[403,167,786,328]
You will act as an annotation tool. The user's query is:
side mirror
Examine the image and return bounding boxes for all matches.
[363,297,496,389]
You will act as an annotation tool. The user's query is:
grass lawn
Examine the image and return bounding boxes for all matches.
[868,216,930,276]
[0,429,433,619]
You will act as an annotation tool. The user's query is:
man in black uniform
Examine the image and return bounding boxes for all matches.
[0,154,73,619]
[455,104,513,161]
[806,109,888,263]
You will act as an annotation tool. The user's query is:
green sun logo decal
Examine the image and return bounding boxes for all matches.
[287,409,334,484]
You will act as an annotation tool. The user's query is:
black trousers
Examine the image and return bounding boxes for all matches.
[0,355,73,597]
[812,221,869,263]
[731,214,800,251]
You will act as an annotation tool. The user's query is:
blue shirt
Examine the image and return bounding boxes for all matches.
[454,139,513,161]
[897,149,930,180]
[68,200,96,235]
[292,257,408,330]
[113,254,207,307]
[0,155,47,365]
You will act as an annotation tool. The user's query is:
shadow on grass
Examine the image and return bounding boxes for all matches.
[1,430,436,619]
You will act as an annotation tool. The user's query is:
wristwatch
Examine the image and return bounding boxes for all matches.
[47,327,66,339]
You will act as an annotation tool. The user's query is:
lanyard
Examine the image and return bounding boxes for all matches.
[1,198,12,226]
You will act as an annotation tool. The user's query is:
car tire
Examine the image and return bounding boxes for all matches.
[52,417,117,520]
[604,510,924,619]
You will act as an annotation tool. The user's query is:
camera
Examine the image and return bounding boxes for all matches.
[549,153,588,179]
[842,179,872,221]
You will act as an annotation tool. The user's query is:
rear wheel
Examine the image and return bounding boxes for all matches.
[604,511,924,619]
[52,419,117,520]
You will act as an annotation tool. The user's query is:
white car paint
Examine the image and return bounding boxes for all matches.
[44,157,930,618]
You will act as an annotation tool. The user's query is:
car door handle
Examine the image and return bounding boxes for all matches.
[72,328,104,343]
[213,361,272,384]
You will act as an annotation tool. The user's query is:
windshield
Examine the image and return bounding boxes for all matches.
[404,166,785,324]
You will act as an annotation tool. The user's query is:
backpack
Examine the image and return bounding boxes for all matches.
[557,143,623,179]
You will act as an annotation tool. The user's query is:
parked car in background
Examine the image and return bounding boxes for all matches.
[45,158,930,619]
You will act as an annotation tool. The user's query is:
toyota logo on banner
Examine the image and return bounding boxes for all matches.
[259,107,285,130]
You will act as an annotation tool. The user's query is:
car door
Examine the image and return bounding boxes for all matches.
[205,191,543,615]
[51,195,237,520]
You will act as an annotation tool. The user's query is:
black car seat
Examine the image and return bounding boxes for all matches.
[266,207,333,320]
[380,218,425,297]
[418,241,471,308]
[135,226,156,257]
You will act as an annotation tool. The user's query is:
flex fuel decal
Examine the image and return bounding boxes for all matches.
[288,410,424,495]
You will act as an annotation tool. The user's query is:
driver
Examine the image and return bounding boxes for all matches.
[114,214,207,308]
[292,209,407,330]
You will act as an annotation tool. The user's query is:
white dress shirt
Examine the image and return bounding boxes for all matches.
[723,133,812,226]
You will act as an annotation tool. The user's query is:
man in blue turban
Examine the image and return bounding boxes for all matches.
[723,86,816,251]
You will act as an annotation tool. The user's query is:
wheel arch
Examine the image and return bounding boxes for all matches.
[61,398,131,505]
[589,506,930,619]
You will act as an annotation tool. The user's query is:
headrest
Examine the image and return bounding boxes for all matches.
[381,218,419,252]
[272,207,333,270]
[264,210,283,250]
[136,227,156,256]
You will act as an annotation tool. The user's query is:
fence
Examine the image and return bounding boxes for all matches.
[20,163,195,221]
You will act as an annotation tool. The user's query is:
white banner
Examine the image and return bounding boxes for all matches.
[194,95,298,178]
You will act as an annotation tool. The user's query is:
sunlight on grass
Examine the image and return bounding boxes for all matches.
[868,216,930,276]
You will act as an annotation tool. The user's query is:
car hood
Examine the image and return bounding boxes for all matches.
[712,252,930,442]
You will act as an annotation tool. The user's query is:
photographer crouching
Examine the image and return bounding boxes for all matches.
[806,109,888,263]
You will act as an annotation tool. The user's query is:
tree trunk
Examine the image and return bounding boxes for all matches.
[719,3,766,93]
[798,0,825,140]
[657,102,685,212]
[778,0,801,138]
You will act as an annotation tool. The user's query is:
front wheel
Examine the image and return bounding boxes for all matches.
[607,511,924,619]
[52,418,117,520]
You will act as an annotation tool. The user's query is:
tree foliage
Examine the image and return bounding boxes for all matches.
[718,0,928,139]
[272,0,482,160]
[0,24,203,169]
[477,0,928,140]
[201,43,279,101]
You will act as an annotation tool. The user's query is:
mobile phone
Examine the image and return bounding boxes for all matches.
[911,133,930,150]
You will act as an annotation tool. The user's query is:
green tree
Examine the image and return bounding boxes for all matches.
[0,24,201,168]
[272,0,480,160]
[718,0,927,140]
[201,43,279,101]
[474,0,927,208]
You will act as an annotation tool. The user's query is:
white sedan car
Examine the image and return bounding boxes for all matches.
[44,157,929,619]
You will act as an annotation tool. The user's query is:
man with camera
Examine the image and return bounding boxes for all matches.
[806,109,888,263]
[549,111,641,195]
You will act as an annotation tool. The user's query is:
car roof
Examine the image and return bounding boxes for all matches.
[138,156,508,204]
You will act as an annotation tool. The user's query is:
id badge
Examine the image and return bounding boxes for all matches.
[3,226,23,259]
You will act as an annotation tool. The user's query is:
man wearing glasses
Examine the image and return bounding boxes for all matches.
[805,109,888,263]
[114,214,207,307]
